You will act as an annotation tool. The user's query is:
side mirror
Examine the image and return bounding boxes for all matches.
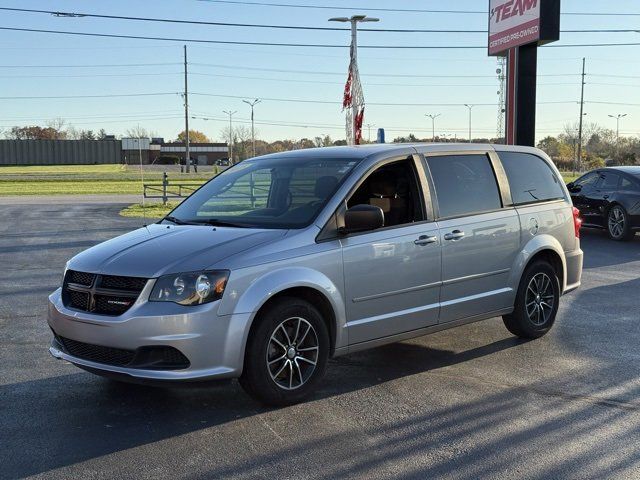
[341,204,385,234]
[567,182,582,193]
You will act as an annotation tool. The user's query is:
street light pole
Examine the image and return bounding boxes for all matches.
[464,104,475,143]
[223,110,237,163]
[329,15,379,145]
[425,114,441,142]
[242,98,261,158]
[608,113,627,160]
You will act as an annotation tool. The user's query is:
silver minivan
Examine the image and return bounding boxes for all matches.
[48,144,583,405]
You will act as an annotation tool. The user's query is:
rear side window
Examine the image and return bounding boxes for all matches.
[621,177,638,191]
[499,152,565,205]
[598,173,620,190]
[426,154,502,218]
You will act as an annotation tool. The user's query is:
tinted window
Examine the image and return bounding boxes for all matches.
[426,154,502,218]
[574,172,599,188]
[499,152,565,205]
[621,177,638,191]
[599,173,620,190]
[347,159,424,227]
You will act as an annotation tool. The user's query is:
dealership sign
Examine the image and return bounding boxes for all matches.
[489,0,541,55]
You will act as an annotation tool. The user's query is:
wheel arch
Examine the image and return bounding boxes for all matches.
[510,235,567,294]
[221,267,347,371]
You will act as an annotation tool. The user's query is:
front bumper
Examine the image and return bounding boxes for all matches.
[47,288,251,382]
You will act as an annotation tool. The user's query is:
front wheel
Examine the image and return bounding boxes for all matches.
[607,205,634,241]
[503,261,560,339]
[239,297,329,406]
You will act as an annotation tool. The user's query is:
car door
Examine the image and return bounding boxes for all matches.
[424,151,520,323]
[569,171,600,225]
[590,171,621,227]
[340,156,442,345]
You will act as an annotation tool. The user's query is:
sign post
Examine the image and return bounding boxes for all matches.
[488,0,560,146]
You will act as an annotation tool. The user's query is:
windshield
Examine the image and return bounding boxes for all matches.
[167,156,359,229]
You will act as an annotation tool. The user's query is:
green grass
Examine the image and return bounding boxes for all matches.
[120,202,179,218]
[0,164,127,175]
[0,164,215,196]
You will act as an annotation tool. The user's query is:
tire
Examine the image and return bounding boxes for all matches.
[239,297,330,406]
[607,205,634,241]
[503,260,560,339]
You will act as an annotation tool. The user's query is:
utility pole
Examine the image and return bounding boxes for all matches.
[464,104,474,143]
[329,15,379,145]
[242,98,261,158]
[183,45,190,173]
[425,114,441,142]
[365,123,373,142]
[223,110,237,163]
[577,57,586,173]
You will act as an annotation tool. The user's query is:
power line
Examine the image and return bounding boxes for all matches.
[1,26,639,49]
[0,72,182,78]
[0,62,180,68]
[0,7,637,34]
[191,92,581,107]
[191,62,582,78]
[198,0,640,16]
[0,92,179,100]
[191,71,629,88]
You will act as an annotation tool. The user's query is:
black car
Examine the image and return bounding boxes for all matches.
[568,166,640,241]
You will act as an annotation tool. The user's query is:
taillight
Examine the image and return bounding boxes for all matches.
[572,207,582,238]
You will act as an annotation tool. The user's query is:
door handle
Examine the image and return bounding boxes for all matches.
[414,235,438,246]
[603,194,609,199]
[444,230,465,241]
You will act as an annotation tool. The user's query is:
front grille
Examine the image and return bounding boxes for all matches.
[101,275,148,291]
[56,335,190,370]
[68,290,90,311]
[67,270,94,286]
[59,336,135,367]
[62,270,148,316]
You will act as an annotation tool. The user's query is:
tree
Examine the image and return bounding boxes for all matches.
[125,126,151,138]
[45,117,68,139]
[176,130,209,143]
[8,126,60,140]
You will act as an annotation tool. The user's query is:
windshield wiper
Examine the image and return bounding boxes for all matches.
[191,219,250,228]
[162,215,197,225]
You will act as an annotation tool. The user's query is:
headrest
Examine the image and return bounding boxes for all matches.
[369,171,397,197]
[314,176,339,199]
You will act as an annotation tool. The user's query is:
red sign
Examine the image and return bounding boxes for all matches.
[489,0,541,55]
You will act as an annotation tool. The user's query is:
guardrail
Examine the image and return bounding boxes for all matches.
[143,172,200,204]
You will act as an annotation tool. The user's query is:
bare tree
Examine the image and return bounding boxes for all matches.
[125,126,155,138]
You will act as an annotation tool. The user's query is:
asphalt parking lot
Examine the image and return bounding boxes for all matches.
[1,202,640,479]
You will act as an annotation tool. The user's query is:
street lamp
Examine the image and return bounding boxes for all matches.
[608,113,627,142]
[223,110,237,163]
[425,114,441,142]
[464,104,475,143]
[608,113,628,160]
[242,98,261,158]
[329,15,379,145]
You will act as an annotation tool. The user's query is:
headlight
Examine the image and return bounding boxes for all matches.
[150,271,229,306]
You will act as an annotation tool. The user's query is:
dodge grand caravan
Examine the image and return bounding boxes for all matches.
[48,144,583,405]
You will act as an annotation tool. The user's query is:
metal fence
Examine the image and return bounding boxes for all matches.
[0,140,122,165]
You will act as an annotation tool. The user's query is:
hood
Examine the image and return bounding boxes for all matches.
[68,223,287,278]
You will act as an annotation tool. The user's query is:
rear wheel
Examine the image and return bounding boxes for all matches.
[239,297,329,406]
[503,261,560,339]
[607,205,634,241]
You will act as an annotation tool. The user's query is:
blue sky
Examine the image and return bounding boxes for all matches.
[0,0,639,143]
